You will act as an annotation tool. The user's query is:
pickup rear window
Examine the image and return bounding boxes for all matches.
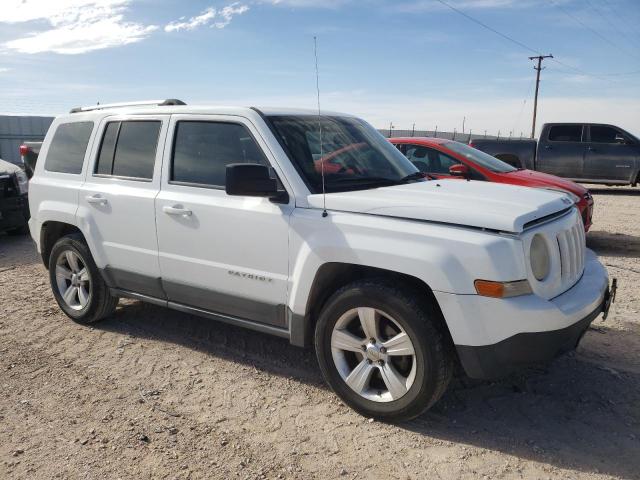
[45,122,94,174]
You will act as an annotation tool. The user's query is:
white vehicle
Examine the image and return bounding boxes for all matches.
[29,100,615,420]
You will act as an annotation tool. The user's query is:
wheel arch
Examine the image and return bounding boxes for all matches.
[289,262,455,352]
[40,221,85,269]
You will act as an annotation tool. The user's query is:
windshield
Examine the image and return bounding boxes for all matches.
[444,141,517,173]
[267,115,422,193]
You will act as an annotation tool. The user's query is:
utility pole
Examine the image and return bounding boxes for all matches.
[462,116,466,133]
[529,54,553,138]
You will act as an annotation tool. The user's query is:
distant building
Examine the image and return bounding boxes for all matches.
[0,115,54,165]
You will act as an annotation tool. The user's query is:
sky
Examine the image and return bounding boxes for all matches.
[0,0,639,136]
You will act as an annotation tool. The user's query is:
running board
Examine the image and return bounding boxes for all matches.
[110,288,291,340]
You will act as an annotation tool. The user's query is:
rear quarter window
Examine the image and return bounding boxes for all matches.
[45,122,94,174]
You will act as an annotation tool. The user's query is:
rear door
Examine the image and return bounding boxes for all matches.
[536,124,586,179]
[78,115,168,297]
[583,125,638,183]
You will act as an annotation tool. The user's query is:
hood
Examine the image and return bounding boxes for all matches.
[0,158,21,175]
[307,179,574,233]
[495,169,587,197]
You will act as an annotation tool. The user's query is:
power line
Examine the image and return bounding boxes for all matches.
[585,0,640,51]
[547,0,640,62]
[600,0,640,44]
[432,0,627,82]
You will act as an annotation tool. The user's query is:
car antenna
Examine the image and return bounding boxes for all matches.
[314,36,328,218]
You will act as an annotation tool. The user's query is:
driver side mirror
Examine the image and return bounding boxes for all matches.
[449,163,470,179]
[226,163,279,197]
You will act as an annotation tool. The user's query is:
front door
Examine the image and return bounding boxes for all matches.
[155,115,292,327]
[584,125,638,183]
[537,124,586,179]
[78,115,168,297]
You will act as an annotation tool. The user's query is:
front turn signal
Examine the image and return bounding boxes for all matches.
[474,279,532,298]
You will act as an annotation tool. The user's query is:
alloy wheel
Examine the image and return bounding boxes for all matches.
[331,307,417,402]
[55,250,92,311]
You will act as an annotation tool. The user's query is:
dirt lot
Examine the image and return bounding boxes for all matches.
[1,187,639,480]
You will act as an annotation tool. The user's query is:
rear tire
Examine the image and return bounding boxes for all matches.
[48,234,118,324]
[315,279,453,421]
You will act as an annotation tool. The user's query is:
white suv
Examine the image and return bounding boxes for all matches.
[29,100,614,420]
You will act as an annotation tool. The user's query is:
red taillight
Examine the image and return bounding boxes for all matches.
[19,145,30,156]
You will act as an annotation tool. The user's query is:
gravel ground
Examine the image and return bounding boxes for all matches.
[1,186,639,480]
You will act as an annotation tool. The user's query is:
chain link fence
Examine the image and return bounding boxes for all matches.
[378,127,530,142]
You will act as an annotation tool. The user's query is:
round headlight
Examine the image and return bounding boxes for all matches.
[530,234,550,281]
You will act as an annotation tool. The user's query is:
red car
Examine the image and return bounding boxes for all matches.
[389,137,594,231]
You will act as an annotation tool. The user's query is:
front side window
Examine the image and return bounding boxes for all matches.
[95,120,160,180]
[548,125,583,142]
[590,125,630,144]
[267,115,421,193]
[171,121,268,187]
[405,145,460,174]
[45,122,94,174]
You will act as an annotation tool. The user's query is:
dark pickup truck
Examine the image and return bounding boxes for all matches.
[470,123,640,186]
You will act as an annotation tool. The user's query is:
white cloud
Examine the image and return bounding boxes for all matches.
[0,68,11,74]
[1,0,157,54]
[165,3,249,33]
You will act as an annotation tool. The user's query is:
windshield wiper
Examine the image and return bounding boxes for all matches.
[400,171,432,182]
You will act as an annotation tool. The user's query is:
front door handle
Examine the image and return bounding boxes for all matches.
[163,205,192,217]
[86,194,108,206]
[587,146,596,152]
[544,145,552,150]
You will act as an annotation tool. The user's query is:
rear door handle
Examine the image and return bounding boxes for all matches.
[85,194,108,206]
[587,146,596,152]
[163,205,192,217]
[544,145,552,150]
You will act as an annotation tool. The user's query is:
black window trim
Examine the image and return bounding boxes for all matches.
[168,119,274,191]
[587,124,630,145]
[547,124,585,143]
[43,121,95,175]
[92,119,161,183]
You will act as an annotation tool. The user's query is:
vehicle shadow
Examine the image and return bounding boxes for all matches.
[587,230,640,258]
[95,301,640,479]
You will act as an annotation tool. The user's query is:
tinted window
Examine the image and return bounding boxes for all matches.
[590,126,629,144]
[548,125,582,142]
[45,122,93,174]
[112,122,160,179]
[444,141,517,173]
[94,121,160,179]
[95,122,119,175]
[267,115,420,193]
[171,122,268,187]
[406,145,460,174]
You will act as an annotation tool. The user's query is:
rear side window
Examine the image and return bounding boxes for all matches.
[45,122,94,174]
[548,125,583,142]
[171,121,268,187]
[95,121,161,180]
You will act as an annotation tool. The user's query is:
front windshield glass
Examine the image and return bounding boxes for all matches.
[444,141,517,173]
[267,115,422,193]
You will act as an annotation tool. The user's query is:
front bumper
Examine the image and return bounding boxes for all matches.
[434,249,610,379]
[0,194,30,232]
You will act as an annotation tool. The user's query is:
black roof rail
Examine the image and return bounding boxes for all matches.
[69,99,186,113]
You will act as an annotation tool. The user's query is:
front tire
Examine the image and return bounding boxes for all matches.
[48,234,118,324]
[315,279,453,421]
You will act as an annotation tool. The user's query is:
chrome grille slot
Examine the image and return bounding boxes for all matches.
[555,219,585,289]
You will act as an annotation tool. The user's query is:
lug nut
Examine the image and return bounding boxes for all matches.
[380,347,387,354]
[369,338,376,344]
[378,360,385,366]
[361,345,367,351]
[367,359,373,365]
